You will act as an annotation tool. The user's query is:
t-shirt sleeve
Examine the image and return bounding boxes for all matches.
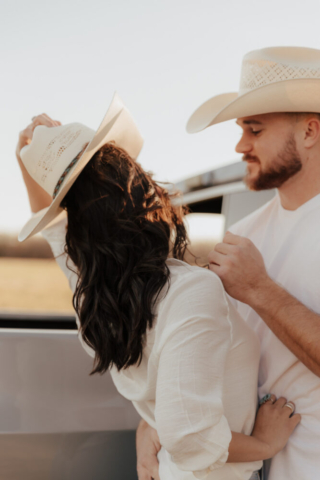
[40,216,95,359]
[225,221,245,310]
[228,220,244,236]
[155,270,233,478]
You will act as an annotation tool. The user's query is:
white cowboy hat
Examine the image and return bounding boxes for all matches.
[186,46,320,134]
[18,93,144,242]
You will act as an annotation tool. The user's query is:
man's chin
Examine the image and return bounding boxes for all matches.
[244,172,261,191]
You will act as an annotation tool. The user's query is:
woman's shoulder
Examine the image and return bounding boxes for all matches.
[166,258,224,292]
[154,258,232,343]
[160,258,230,319]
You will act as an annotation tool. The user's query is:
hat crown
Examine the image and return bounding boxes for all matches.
[20,123,95,197]
[239,46,320,94]
[18,93,144,242]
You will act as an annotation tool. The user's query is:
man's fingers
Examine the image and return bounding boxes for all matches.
[214,242,241,255]
[151,465,161,480]
[145,454,160,480]
[137,466,152,480]
[137,462,160,480]
[208,250,227,267]
[223,231,244,245]
[214,242,228,255]
[208,263,221,275]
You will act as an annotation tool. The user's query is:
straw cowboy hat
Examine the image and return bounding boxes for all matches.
[18,93,144,242]
[186,46,320,134]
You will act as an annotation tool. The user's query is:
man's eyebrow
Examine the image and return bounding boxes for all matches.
[236,119,263,125]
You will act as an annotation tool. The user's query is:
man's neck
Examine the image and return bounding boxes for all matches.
[278,159,320,210]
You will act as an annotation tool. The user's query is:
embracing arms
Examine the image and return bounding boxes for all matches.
[209,232,320,377]
[137,399,300,480]
[136,271,300,480]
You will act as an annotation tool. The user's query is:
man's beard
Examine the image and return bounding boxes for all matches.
[244,134,303,191]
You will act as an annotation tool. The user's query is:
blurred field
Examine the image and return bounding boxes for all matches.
[0,258,74,313]
[0,213,223,314]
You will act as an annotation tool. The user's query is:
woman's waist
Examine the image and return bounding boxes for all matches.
[158,448,261,480]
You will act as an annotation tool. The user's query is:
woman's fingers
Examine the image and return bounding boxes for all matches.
[290,413,301,426]
[31,113,61,128]
[31,114,53,128]
[261,394,277,406]
[282,401,296,418]
[274,396,287,408]
[16,113,61,157]
[269,396,297,418]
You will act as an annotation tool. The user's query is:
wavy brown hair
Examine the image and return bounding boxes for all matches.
[60,142,189,374]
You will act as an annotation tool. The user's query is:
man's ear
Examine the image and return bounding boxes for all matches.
[303,117,320,149]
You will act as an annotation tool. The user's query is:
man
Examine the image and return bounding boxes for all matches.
[136,46,320,480]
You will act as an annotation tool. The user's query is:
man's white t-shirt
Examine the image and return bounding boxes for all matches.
[229,191,320,480]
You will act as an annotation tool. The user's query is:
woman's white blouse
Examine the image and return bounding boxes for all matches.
[42,217,262,480]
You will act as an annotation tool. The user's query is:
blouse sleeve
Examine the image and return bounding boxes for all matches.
[41,216,96,359]
[155,269,233,478]
[41,215,75,289]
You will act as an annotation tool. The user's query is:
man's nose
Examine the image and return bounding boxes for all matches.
[235,136,252,154]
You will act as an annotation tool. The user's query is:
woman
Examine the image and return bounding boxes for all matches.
[16,104,300,480]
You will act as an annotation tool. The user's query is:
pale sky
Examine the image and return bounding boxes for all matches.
[2,0,320,233]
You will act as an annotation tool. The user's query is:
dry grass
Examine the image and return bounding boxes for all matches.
[0,258,74,313]
[0,227,221,314]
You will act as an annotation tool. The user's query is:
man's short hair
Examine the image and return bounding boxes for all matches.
[286,112,320,122]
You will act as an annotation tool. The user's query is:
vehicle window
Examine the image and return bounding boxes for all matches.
[184,212,225,266]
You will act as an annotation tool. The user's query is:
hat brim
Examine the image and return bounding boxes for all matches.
[186,78,320,133]
[18,93,144,242]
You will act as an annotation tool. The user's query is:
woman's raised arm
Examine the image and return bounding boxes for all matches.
[15,114,61,213]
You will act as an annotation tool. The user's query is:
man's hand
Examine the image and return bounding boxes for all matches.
[209,232,320,377]
[208,231,272,304]
[136,419,161,480]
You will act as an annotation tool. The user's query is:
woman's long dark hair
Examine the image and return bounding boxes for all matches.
[61,142,189,374]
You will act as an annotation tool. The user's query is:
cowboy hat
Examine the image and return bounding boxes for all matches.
[186,46,320,134]
[18,93,144,242]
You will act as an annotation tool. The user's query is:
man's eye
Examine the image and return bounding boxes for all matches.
[251,130,262,135]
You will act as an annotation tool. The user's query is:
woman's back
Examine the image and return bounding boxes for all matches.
[110,258,262,479]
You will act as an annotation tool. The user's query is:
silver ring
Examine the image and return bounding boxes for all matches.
[284,402,295,415]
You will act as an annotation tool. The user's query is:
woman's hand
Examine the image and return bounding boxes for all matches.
[16,113,62,213]
[227,395,300,463]
[251,395,301,458]
[16,113,61,161]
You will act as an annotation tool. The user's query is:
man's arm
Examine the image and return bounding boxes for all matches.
[209,231,320,378]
